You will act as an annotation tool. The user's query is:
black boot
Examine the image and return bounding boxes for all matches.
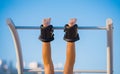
[64,24,80,42]
[39,25,54,42]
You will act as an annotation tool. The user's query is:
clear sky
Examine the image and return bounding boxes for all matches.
[0,0,120,74]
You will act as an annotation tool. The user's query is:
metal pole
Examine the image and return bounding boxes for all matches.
[106,18,113,74]
[23,69,107,73]
[15,26,106,30]
[6,18,24,74]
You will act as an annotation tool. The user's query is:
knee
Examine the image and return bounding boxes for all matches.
[44,64,53,69]
[64,67,73,74]
[65,62,74,69]
[44,64,54,74]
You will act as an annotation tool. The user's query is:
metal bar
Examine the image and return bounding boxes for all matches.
[106,18,113,74]
[6,18,24,74]
[24,69,107,73]
[15,26,106,30]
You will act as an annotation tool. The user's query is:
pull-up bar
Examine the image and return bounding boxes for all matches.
[6,18,113,74]
[15,26,107,30]
[7,18,107,30]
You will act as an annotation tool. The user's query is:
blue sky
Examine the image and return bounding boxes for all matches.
[0,0,120,74]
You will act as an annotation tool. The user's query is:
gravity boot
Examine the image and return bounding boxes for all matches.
[39,25,54,42]
[64,24,80,42]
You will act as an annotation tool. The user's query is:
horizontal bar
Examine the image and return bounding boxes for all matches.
[15,26,107,30]
[24,69,107,73]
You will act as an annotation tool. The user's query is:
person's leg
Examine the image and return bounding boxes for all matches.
[63,18,79,74]
[64,42,75,74]
[42,42,54,74]
[39,18,54,74]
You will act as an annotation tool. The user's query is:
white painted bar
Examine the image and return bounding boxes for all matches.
[106,18,113,74]
[6,18,24,74]
[24,69,107,73]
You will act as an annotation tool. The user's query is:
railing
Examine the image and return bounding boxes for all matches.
[6,18,113,74]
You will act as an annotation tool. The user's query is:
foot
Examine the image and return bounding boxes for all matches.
[39,18,54,42]
[64,18,80,42]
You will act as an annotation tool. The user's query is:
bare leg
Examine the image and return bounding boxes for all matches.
[64,42,75,74]
[40,18,54,74]
[64,18,79,74]
[42,42,54,74]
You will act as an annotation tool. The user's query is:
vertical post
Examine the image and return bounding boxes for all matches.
[106,18,113,74]
[6,18,24,74]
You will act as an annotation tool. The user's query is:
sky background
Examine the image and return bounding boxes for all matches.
[0,0,120,74]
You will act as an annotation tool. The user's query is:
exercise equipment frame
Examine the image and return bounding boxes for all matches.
[6,18,113,74]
